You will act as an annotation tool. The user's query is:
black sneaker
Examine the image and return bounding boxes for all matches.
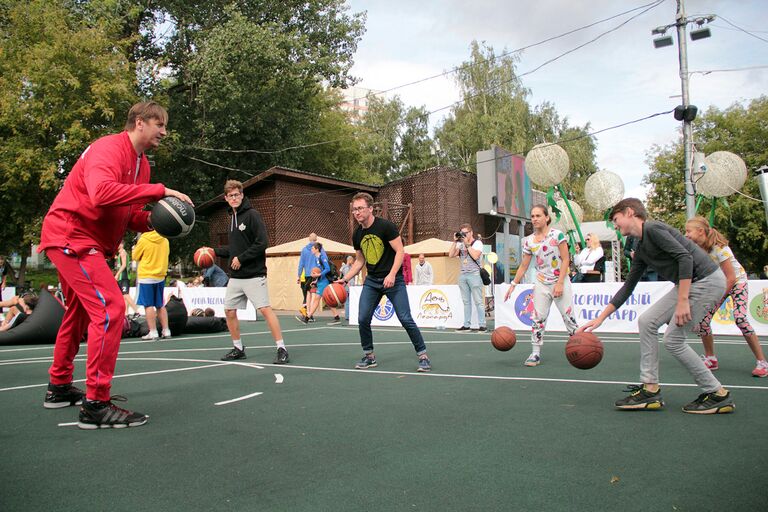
[455,326,471,332]
[355,355,378,369]
[615,385,664,410]
[221,347,246,361]
[274,347,290,364]
[44,382,85,409]
[295,314,309,324]
[472,326,488,333]
[328,316,341,326]
[78,396,148,430]
[682,391,735,414]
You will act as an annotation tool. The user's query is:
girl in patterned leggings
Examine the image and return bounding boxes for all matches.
[504,204,579,367]
[685,217,768,377]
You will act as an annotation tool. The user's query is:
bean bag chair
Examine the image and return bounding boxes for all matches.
[183,316,228,334]
[165,295,188,336]
[0,291,64,346]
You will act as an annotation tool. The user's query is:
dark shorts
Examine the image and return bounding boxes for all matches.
[119,279,131,295]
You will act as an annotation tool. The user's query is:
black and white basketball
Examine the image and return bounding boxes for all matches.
[151,197,195,238]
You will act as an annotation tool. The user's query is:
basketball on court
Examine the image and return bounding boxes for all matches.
[194,246,215,268]
[491,326,517,351]
[151,196,195,238]
[322,282,347,307]
[565,332,604,369]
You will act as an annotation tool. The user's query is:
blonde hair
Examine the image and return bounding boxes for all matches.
[587,233,600,249]
[686,216,728,252]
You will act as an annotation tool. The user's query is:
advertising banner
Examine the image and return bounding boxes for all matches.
[349,285,482,328]
[349,281,768,335]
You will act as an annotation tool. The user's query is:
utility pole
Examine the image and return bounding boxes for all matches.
[676,0,696,219]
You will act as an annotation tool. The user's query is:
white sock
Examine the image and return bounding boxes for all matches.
[532,345,541,356]
[276,340,286,349]
[162,328,171,337]
[233,339,243,350]
[147,330,158,337]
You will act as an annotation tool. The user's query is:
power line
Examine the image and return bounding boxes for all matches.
[371,0,665,98]
[690,64,768,75]
[186,0,665,158]
[716,15,768,44]
[186,108,675,185]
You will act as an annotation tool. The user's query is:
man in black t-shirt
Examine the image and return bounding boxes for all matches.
[339,192,431,372]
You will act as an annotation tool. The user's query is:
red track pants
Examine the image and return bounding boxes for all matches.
[47,248,126,401]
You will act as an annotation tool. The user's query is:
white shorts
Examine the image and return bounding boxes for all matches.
[224,277,271,310]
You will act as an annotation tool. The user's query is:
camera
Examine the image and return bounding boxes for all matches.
[455,231,465,239]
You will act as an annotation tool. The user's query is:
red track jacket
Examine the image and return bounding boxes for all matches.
[39,131,166,258]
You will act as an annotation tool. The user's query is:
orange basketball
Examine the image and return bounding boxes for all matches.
[491,326,517,351]
[194,246,215,268]
[565,332,604,369]
[322,282,347,307]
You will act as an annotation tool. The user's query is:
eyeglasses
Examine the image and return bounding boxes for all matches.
[225,192,242,199]
[351,206,371,212]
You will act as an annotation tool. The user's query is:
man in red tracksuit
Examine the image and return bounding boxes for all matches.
[38,101,192,429]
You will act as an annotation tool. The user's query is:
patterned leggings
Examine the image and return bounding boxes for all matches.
[531,280,579,345]
[698,281,755,337]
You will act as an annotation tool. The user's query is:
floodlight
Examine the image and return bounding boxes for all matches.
[653,36,674,48]
[690,27,711,40]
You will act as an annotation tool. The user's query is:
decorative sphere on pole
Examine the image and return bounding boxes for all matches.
[551,199,583,233]
[525,142,570,187]
[696,151,748,198]
[584,170,625,211]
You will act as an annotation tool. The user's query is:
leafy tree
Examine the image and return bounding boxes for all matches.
[644,97,768,272]
[0,0,135,283]
[434,41,599,219]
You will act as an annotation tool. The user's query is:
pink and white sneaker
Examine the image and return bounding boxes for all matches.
[701,355,719,371]
[752,360,768,378]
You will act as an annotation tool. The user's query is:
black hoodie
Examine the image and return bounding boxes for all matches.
[214,198,268,279]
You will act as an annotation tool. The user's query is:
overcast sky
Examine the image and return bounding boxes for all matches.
[344,0,768,199]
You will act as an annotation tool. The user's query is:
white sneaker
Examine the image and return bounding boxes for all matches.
[141,331,159,341]
[161,329,172,339]
[524,353,541,367]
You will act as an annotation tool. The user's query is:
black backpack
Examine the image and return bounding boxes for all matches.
[328,261,339,281]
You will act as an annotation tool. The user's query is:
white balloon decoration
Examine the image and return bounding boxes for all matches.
[584,170,625,211]
[525,142,570,187]
[696,151,748,198]
[551,198,583,233]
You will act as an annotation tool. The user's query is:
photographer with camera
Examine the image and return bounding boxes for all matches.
[448,223,487,332]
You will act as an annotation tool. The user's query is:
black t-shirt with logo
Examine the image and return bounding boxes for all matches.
[352,217,402,279]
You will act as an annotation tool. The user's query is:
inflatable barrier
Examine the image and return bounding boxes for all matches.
[1,292,225,345]
[0,291,64,346]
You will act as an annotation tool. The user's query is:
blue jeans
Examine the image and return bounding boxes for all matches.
[458,272,486,328]
[358,275,426,355]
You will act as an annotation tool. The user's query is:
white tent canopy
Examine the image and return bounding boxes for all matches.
[579,221,618,242]
[266,236,354,256]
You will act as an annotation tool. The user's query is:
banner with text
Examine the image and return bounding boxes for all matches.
[495,280,768,335]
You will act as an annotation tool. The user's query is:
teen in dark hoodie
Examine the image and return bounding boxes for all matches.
[215,180,289,364]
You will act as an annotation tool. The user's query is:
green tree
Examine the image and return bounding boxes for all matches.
[0,0,135,283]
[644,97,768,272]
[434,41,598,219]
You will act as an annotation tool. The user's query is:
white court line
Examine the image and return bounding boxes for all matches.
[0,359,264,393]
[236,361,768,391]
[0,326,328,354]
[214,391,263,406]
[58,422,78,427]
[275,374,284,384]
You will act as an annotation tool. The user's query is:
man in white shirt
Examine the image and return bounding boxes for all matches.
[413,253,434,285]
